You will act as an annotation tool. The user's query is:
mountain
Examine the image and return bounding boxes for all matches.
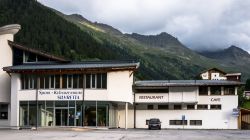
[199,46,250,65]
[199,46,250,79]
[200,45,250,65]
[0,0,249,80]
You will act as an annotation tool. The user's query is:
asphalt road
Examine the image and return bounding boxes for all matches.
[0,129,249,140]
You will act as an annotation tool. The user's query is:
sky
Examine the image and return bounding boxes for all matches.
[38,0,250,52]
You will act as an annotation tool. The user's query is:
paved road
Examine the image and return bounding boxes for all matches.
[0,129,249,140]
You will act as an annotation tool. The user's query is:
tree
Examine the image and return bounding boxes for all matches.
[238,85,246,107]
[245,79,250,91]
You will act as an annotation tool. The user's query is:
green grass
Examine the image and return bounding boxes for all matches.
[243,100,250,109]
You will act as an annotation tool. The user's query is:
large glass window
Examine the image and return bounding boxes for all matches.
[211,86,221,95]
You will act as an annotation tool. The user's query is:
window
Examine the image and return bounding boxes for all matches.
[68,75,73,88]
[85,73,107,89]
[158,105,168,110]
[62,75,67,88]
[199,86,208,95]
[21,75,37,89]
[147,105,154,110]
[197,104,208,110]
[211,86,221,95]
[174,105,182,110]
[55,75,60,88]
[50,75,55,89]
[0,104,8,120]
[224,86,235,95]
[86,74,91,88]
[187,105,195,110]
[169,120,187,125]
[190,120,202,125]
[210,105,221,110]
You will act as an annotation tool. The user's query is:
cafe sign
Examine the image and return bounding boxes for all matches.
[135,94,168,103]
[38,90,83,100]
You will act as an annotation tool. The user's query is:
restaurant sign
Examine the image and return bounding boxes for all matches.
[38,90,83,100]
[135,94,168,103]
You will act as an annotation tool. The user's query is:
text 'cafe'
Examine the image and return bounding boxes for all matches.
[0,24,243,129]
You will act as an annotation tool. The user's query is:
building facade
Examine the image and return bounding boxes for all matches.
[0,24,243,129]
[133,80,241,129]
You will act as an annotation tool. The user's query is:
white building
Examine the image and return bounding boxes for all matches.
[200,68,241,81]
[133,80,241,129]
[0,24,243,129]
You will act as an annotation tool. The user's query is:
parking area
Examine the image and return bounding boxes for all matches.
[0,129,250,140]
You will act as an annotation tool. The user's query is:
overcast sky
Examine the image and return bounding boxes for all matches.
[38,0,250,52]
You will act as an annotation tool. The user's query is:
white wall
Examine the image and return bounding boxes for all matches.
[0,24,20,127]
[169,87,198,103]
[0,34,13,103]
[85,71,134,103]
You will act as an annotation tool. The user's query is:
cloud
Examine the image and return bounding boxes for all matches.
[38,0,250,52]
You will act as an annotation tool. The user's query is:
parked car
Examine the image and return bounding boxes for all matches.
[148,118,161,130]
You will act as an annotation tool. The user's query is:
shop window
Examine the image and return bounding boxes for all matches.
[199,86,208,95]
[187,105,195,110]
[210,105,221,110]
[174,105,182,110]
[169,120,187,125]
[190,120,202,125]
[158,105,168,110]
[224,86,235,95]
[197,104,208,110]
[211,86,221,95]
[0,104,8,120]
[147,105,154,110]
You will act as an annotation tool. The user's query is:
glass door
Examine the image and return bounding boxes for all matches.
[55,109,68,126]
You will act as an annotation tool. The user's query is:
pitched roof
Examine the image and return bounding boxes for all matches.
[3,60,140,73]
[8,41,68,62]
[200,67,227,75]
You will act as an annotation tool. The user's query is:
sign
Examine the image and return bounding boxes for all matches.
[232,108,240,117]
[38,89,83,100]
[210,98,221,102]
[135,94,168,103]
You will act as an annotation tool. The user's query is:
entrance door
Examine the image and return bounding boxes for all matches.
[55,109,68,126]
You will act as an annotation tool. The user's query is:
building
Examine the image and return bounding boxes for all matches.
[0,24,244,129]
[200,68,241,81]
[133,80,241,129]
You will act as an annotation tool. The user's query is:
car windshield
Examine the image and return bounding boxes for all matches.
[150,119,160,123]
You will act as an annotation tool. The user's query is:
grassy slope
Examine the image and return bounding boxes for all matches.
[57,11,240,80]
